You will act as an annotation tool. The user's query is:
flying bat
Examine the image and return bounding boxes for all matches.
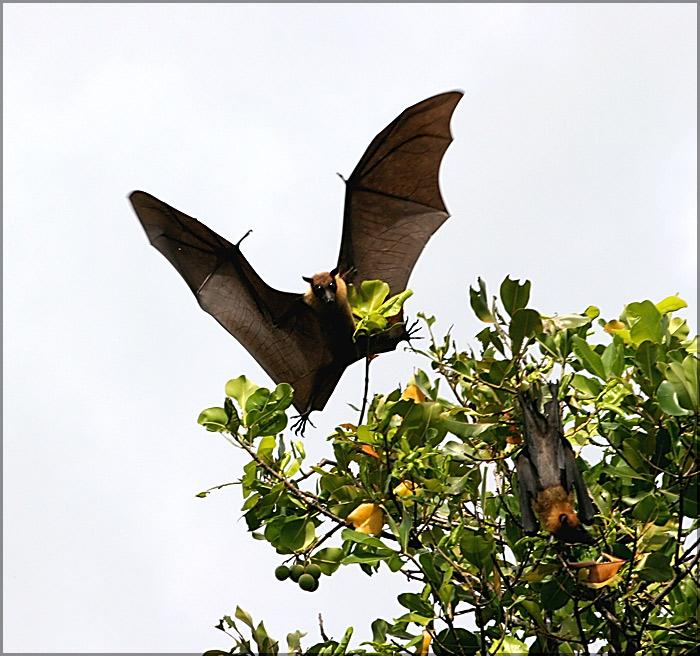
[129,91,463,431]
[516,382,597,544]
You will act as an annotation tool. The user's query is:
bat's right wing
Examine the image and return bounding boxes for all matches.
[515,449,540,536]
[337,91,463,296]
[129,191,334,414]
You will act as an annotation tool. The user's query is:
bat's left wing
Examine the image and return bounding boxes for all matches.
[129,191,339,416]
[562,446,597,525]
[547,383,596,525]
[337,91,463,296]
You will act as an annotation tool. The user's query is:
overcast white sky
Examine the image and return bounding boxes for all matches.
[4,4,696,652]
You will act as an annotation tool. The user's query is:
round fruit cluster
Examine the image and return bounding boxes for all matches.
[274,562,322,592]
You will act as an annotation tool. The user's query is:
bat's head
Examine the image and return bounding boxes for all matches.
[551,509,595,545]
[536,487,595,545]
[303,268,343,307]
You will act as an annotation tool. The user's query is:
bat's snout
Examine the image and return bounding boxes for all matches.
[555,514,595,545]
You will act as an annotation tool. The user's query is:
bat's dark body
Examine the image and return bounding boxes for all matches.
[130,91,462,424]
[516,383,597,544]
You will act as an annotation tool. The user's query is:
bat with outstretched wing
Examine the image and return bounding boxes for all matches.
[129,91,462,431]
[516,382,597,544]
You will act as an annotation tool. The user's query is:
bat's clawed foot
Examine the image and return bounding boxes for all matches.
[291,412,315,436]
[404,319,423,344]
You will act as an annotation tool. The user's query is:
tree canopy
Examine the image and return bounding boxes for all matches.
[199,277,698,656]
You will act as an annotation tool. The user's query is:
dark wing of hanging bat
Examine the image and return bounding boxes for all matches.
[129,91,462,421]
[516,382,597,544]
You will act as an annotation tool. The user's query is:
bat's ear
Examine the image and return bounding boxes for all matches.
[330,267,339,278]
[302,275,314,285]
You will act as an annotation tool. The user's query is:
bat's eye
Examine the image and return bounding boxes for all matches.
[328,281,337,291]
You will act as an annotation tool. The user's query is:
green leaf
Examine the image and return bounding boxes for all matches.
[311,547,344,575]
[287,629,307,653]
[441,421,492,440]
[333,627,353,655]
[197,407,229,432]
[572,336,606,379]
[657,381,693,416]
[225,376,260,413]
[397,511,413,552]
[627,300,663,345]
[460,531,495,569]
[491,635,529,655]
[354,312,388,337]
[518,599,545,627]
[257,434,276,460]
[348,280,390,316]
[443,441,479,462]
[542,313,592,334]
[509,308,542,354]
[634,341,663,388]
[434,628,479,655]
[469,277,495,323]
[665,356,699,410]
[246,388,289,435]
[397,592,434,617]
[377,289,413,318]
[639,552,673,582]
[632,493,670,524]
[540,579,569,611]
[584,305,600,320]
[681,482,698,518]
[602,338,625,378]
[279,517,316,552]
[272,382,295,410]
[655,295,687,314]
[370,618,388,644]
[500,276,531,318]
[341,528,392,551]
[234,605,255,631]
[571,374,602,398]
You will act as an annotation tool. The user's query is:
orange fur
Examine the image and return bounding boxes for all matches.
[533,485,580,535]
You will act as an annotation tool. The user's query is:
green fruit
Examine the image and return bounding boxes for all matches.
[289,564,305,582]
[298,573,318,591]
[274,565,290,581]
[305,563,322,580]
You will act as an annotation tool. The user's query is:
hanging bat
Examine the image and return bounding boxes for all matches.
[516,382,597,544]
[129,91,463,432]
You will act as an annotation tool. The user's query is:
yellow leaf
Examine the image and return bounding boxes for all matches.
[394,481,418,497]
[568,553,626,586]
[523,563,560,582]
[347,503,385,536]
[604,320,626,334]
[401,384,426,403]
[416,630,432,656]
[360,444,380,459]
